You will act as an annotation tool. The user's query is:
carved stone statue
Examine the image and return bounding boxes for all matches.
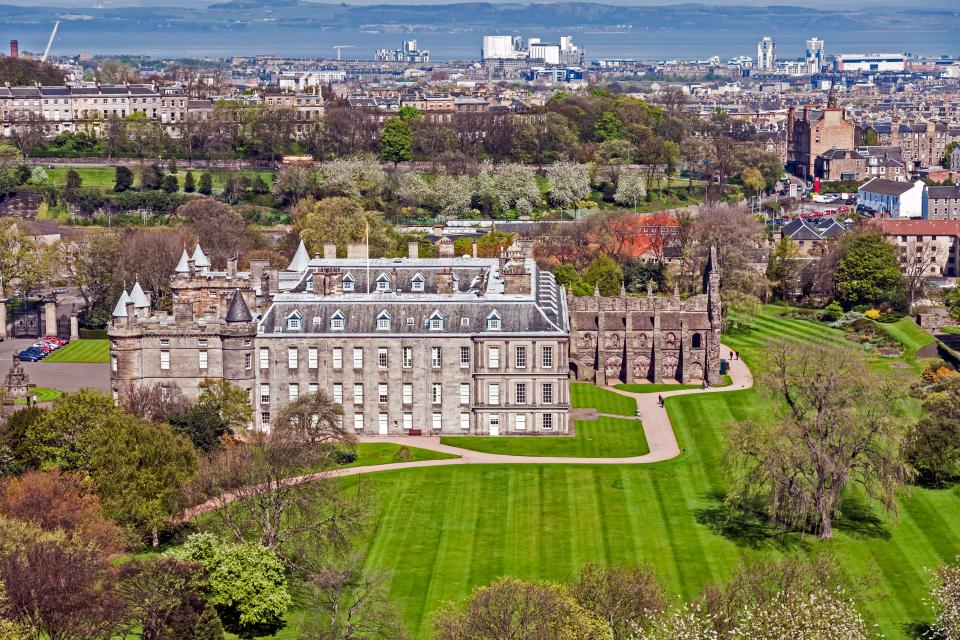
[665,332,677,348]
[4,353,31,398]
[604,355,622,381]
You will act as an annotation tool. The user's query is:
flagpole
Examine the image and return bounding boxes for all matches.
[365,221,370,294]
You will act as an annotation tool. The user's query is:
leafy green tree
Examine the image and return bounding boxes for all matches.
[114,166,134,192]
[594,111,623,142]
[380,117,414,165]
[161,174,179,193]
[766,237,802,301]
[22,389,119,471]
[834,233,902,309]
[250,175,269,195]
[141,164,164,191]
[63,169,83,204]
[0,406,46,469]
[168,533,292,639]
[193,605,226,640]
[623,259,665,294]
[198,173,213,196]
[87,414,198,546]
[552,264,593,297]
[741,166,766,196]
[184,170,196,193]
[863,129,879,146]
[583,254,624,296]
[199,378,254,434]
[570,562,665,639]
[397,105,422,122]
[907,374,960,486]
[169,402,230,453]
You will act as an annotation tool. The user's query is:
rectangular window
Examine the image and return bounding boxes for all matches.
[198,338,208,347]
[308,347,318,369]
[289,384,299,402]
[403,412,413,430]
[378,383,388,403]
[160,338,170,347]
[402,347,413,368]
[288,346,298,369]
[460,412,470,430]
[244,353,252,370]
[516,383,527,405]
[543,413,554,430]
[353,347,363,369]
[541,346,554,368]
[378,347,388,368]
[308,383,318,395]
[333,383,343,404]
[160,350,170,370]
[432,412,442,430]
[460,346,470,367]
[260,383,270,404]
[379,412,388,433]
[111,355,118,372]
[460,383,470,405]
[259,347,270,369]
[489,415,500,433]
[431,346,442,368]
[432,383,442,404]
[198,350,208,370]
[542,383,554,405]
[353,384,363,404]
[332,347,343,370]
[515,346,527,368]
[488,346,500,369]
[403,383,413,404]
[488,383,500,405]
[353,413,364,431]
[516,414,527,431]
[261,412,270,425]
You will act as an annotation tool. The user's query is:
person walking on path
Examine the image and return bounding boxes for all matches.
[657,394,664,408]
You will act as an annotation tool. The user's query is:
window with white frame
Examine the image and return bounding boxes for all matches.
[287,313,301,330]
[259,347,270,369]
[332,347,343,369]
[428,311,444,331]
[460,412,470,430]
[431,346,442,368]
[515,346,527,368]
[460,383,471,404]
[260,384,270,404]
[376,311,391,331]
[160,350,170,370]
[378,383,388,403]
[261,412,270,425]
[411,274,424,292]
[308,347,318,369]
[403,383,413,404]
[516,414,527,431]
[378,347,388,368]
[379,413,388,433]
[489,415,500,432]
[353,347,363,369]
[432,412,442,430]
[516,383,527,405]
[542,383,553,405]
[542,413,554,430]
[343,276,354,292]
[461,317,469,328]
[488,346,500,369]
[333,383,343,404]
[353,413,364,431]
[198,350,208,370]
[541,345,554,368]
[308,383,318,395]
[432,383,442,404]
[160,338,170,347]
[376,274,390,292]
[488,383,500,405]
[403,412,413,430]
[460,346,470,367]
[111,355,118,372]
[330,311,345,331]
[486,312,501,330]
[289,384,299,402]
[198,339,207,347]
[288,346,298,369]
[244,353,252,370]
[353,384,363,404]
[402,347,412,368]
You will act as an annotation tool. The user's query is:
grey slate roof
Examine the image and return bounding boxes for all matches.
[928,186,960,201]
[225,290,253,323]
[859,178,916,196]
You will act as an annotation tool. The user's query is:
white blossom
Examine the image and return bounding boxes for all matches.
[547,160,590,209]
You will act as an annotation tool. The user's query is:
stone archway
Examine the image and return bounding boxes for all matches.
[688,361,704,382]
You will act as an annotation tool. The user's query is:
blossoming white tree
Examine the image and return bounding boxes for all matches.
[547,160,590,210]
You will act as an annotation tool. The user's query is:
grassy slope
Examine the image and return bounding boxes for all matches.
[569,382,637,416]
[46,167,273,191]
[349,443,459,467]
[319,308,957,640]
[615,375,732,393]
[440,416,649,458]
[13,387,62,404]
[43,339,109,363]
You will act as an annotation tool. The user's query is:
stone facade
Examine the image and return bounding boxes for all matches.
[568,248,722,386]
[787,105,856,180]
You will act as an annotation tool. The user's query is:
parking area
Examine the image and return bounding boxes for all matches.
[0,338,110,394]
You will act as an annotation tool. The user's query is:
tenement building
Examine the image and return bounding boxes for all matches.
[109,240,572,436]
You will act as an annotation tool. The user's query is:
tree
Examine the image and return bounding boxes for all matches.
[168,533,292,639]
[570,563,665,639]
[430,174,474,218]
[198,173,213,196]
[273,390,348,445]
[475,162,541,217]
[117,557,211,640]
[115,165,134,192]
[0,219,56,298]
[63,169,83,203]
[272,165,318,206]
[87,415,198,546]
[687,202,765,296]
[614,171,647,210]
[583,254,623,296]
[0,582,30,640]
[944,141,960,170]
[933,555,960,640]
[319,157,385,199]
[906,374,960,486]
[176,198,263,266]
[863,129,879,146]
[169,402,231,454]
[251,175,270,195]
[184,170,196,193]
[294,197,399,259]
[119,381,189,423]
[22,389,119,472]
[623,259,665,294]
[726,341,912,539]
[766,237,803,301]
[380,117,413,165]
[141,164,164,191]
[60,230,121,313]
[0,469,125,554]
[834,232,902,309]
[741,166,766,210]
[547,160,590,210]
[0,406,46,470]
[198,378,254,434]
[0,56,65,85]
[97,59,135,84]
[9,113,49,157]
[161,174,180,193]
[431,576,611,640]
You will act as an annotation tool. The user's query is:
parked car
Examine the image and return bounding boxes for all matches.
[18,349,44,362]
[53,287,68,295]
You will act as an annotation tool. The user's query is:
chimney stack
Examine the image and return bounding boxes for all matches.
[472,240,478,258]
[408,240,419,259]
[437,237,454,258]
[323,242,337,259]
[9,40,17,58]
[436,268,453,295]
[226,256,238,277]
[347,243,366,259]
[249,259,268,284]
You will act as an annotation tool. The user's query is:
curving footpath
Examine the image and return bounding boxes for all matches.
[183,346,752,519]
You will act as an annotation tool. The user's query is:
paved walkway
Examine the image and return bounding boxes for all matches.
[183,345,753,519]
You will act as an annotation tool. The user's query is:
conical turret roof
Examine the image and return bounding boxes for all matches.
[112,290,131,317]
[129,281,149,308]
[225,289,253,323]
[175,248,191,273]
[191,244,210,268]
[288,239,310,272]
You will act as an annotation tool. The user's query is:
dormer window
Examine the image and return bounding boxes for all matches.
[428,311,444,331]
[452,273,459,292]
[330,310,345,331]
[343,274,355,292]
[461,317,470,327]
[287,311,302,330]
[411,273,425,292]
[376,274,390,292]
[376,311,391,331]
[486,311,502,331]
[305,276,313,290]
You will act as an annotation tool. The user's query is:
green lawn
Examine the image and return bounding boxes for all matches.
[440,416,648,458]
[615,375,732,393]
[46,166,273,192]
[43,339,110,363]
[348,443,459,468]
[569,382,637,416]
[13,387,62,404]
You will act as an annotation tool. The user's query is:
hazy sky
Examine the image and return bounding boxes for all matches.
[12,0,960,7]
